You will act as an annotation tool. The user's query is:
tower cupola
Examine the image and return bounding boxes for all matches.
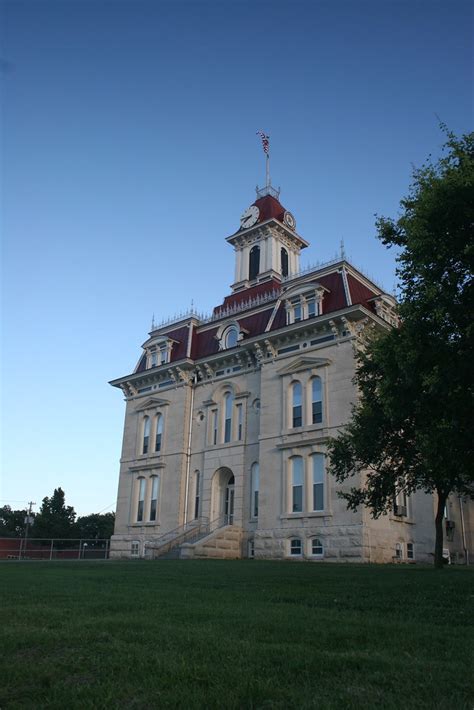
[226,191,309,293]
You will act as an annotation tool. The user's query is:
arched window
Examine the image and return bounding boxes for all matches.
[149,475,160,522]
[290,538,302,556]
[193,471,201,519]
[292,382,303,428]
[281,247,289,277]
[155,413,163,452]
[251,462,259,518]
[312,453,325,511]
[142,417,150,454]
[311,538,324,556]
[223,326,239,349]
[311,377,323,424]
[291,457,303,512]
[136,478,146,522]
[249,245,260,280]
[224,392,233,443]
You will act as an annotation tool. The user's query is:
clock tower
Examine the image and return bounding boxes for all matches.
[226,184,309,293]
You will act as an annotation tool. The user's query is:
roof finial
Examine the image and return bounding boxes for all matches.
[151,313,156,330]
[340,238,346,260]
[256,130,280,199]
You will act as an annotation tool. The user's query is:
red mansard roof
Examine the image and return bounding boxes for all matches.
[135,270,382,370]
[215,279,281,314]
[346,273,378,311]
[253,194,286,224]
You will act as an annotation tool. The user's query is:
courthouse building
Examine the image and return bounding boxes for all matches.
[109,179,472,563]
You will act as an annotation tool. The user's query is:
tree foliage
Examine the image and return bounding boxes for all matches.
[75,512,115,540]
[0,506,30,537]
[328,128,474,568]
[32,487,77,540]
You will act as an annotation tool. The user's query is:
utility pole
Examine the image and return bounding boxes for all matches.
[22,501,35,560]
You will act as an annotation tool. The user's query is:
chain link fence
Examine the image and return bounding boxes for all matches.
[0,538,110,560]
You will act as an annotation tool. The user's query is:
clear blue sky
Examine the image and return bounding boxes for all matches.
[1,0,472,517]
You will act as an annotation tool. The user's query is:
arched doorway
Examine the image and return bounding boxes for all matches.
[211,467,235,526]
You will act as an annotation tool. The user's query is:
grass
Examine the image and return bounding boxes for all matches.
[1,560,473,709]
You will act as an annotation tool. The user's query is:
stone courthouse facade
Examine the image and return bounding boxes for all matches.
[109,181,471,563]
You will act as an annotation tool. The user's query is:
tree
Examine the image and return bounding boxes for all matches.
[32,488,76,540]
[0,506,30,537]
[74,512,115,541]
[328,128,474,568]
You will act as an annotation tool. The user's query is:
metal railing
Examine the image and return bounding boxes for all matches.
[0,538,110,561]
[146,515,229,559]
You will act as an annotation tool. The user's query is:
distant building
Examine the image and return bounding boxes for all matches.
[109,181,472,564]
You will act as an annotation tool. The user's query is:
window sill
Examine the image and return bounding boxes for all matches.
[129,522,161,527]
[280,512,331,520]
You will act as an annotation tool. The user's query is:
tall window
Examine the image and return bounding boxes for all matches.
[307,298,316,317]
[292,382,303,428]
[311,377,323,424]
[212,409,218,445]
[194,471,200,519]
[291,457,303,512]
[224,392,233,443]
[149,476,160,522]
[293,300,302,322]
[137,478,146,522]
[281,247,289,277]
[142,417,150,454]
[150,351,158,367]
[249,245,260,280]
[312,454,325,511]
[155,414,163,452]
[237,404,243,441]
[407,543,414,560]
[251,462,259,518]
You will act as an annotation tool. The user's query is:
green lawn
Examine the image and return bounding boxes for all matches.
[1,560,473,709]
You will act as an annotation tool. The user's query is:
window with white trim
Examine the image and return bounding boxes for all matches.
[224,392,233,443]
[311,377,323,425]
[136,478,146,522]
[290,538,302,556]
[142,417,150,454]
[236,404,243,440]
[149,475,160,522]
[212,409,218,445]
[223,325,238,349]
[407,543,414,560]
[131,541,140,557]
[311,453,325,511]
[155,413,163,452]
[291,457,304,513]
[395,542,403,560]
[292,381,303,428]
[285,287,324,324]
[251,462,259,518]
[311,538,324,557]
[193,471,201,519]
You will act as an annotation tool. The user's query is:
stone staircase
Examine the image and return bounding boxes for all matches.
[179,525,243,559]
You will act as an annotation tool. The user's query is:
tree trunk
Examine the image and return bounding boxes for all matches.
[434,491,447,569]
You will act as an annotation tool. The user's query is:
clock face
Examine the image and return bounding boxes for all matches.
[283,211,296,230]
[240,204,260,229]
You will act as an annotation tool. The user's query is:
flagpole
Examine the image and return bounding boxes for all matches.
[266,151,270,190]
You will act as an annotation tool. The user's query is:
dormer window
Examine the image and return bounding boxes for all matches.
[217,322,242,351]
[285,285,326,325]
[145,337,175,369]
[224,326,239,349]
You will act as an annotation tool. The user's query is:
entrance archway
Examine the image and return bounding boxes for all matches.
[211,467,235,526]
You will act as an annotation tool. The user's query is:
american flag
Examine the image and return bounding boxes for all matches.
[256,130,270,155]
